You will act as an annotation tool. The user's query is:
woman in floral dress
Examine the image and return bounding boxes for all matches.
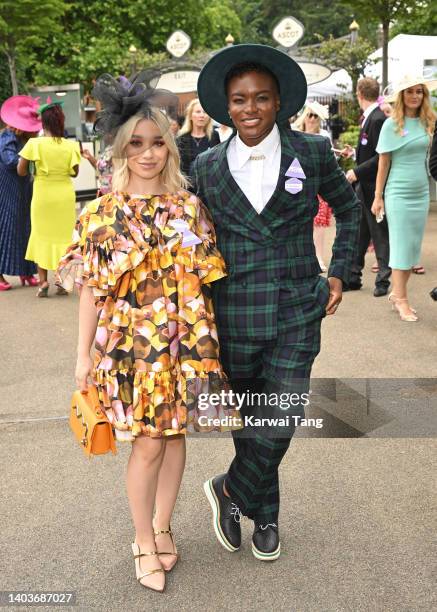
[56,74,238,593]
[82,139,113,195]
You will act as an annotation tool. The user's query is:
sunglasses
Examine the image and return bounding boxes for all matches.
[307,113,320,119]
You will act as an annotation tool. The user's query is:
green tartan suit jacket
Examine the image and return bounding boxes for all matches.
[192,126,361,341]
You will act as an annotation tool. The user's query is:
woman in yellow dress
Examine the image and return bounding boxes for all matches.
[17,102,81,296]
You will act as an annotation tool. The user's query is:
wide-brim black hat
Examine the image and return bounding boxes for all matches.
[197,44,307,127]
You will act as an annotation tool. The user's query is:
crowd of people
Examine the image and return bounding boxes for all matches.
[1,43,437,593]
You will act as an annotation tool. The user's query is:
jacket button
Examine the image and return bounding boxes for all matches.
[241,281,247,287]
[273,277,279,284]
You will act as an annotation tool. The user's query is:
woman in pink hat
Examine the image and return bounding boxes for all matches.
[0,96,41,291]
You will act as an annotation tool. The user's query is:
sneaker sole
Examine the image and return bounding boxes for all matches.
[203,479,240,553]
[252,541,281,561]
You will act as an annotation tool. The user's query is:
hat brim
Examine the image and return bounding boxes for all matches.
[305,102,329,121]
[197,44,307,127]
[388,78,437,102]
[0,95,42,132]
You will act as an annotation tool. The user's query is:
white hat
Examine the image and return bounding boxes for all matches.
[385,74,437,102]
[305,100,329,121]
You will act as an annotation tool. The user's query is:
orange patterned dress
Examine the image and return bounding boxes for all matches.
[56,191,240,440]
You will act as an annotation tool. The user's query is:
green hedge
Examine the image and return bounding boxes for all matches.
[338,126,360,171]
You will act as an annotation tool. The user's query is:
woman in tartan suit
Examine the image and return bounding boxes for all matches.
[193,44,360,561]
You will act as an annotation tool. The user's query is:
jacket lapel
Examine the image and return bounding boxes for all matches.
[260,127,306,220]
[208,140,273,239]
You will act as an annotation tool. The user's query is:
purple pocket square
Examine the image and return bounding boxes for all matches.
[285,177,303,195]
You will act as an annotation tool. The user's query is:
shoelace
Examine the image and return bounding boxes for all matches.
[230,503,242,523]
[259,523,277,530]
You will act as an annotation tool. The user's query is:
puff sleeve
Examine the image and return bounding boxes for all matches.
[55,202,97,293]
[19,137,39,161]
[193,198,227,284]
[70,141,81,174]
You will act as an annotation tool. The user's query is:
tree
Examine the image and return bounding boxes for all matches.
[199,1,242,48]
[0,57,12,101]
[0,0,65,94]
[306,35,376,126]
[29,0,241,89]
[340,0,413,88]
[233,0,267,44]
[306,35,375,93]
[260,0,363,45]
[391,0,437,37]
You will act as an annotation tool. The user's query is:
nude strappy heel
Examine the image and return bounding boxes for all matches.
[388,293,418,322]
[154,526,179,572]
[131,543,165,592]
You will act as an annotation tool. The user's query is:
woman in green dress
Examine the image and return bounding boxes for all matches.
[372,75,437,321]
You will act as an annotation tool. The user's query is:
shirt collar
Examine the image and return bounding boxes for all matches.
[234,124,280,169]
[363,102,379,122]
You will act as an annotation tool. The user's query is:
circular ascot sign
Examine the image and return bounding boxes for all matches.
[154,70,200,94]
[297,62,332,85]
[272,16,304,49]
[166,30,191,59]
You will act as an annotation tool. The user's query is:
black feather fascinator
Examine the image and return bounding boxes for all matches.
[92,70,178,136]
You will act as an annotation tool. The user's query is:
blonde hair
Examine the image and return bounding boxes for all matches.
[111,110,188,192]
[178,98,213,139]
[392,84,436,136]
[292,106,321,133]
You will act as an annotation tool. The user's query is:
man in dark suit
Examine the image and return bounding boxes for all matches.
[193,44,360,562]
[342,77,391,296]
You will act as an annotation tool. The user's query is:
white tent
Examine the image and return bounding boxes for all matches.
[307,69,352,98]
[365,34,437,85]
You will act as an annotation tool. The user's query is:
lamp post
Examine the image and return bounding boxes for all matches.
[349,19,359,46]
[128,44,138,75]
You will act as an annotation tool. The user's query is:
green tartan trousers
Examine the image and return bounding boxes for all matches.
[218,281,327,523]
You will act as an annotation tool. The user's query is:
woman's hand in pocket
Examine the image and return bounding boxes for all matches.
[326,277,343,315]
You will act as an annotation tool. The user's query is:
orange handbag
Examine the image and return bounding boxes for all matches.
[70,386,116,456]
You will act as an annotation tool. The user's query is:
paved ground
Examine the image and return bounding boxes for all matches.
[1,207,436,611]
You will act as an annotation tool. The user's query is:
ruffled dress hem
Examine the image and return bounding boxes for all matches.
[93,367,242,440]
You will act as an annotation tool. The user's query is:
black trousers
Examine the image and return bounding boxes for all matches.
[226,376,297,524]
[350,183,391,288]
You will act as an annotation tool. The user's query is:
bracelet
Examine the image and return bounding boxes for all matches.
[374,192,384,197]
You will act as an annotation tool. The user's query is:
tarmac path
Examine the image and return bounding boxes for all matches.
[1,207,436,612]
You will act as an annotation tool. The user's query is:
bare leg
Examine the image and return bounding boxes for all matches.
[391,269,416,317]
[313,226,327,270]
[154,435,186,569]
[126,436,166,590]
[37,266,48,286]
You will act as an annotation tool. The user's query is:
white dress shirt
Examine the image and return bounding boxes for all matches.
[362,101,379,127]
[226,124,281,214]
